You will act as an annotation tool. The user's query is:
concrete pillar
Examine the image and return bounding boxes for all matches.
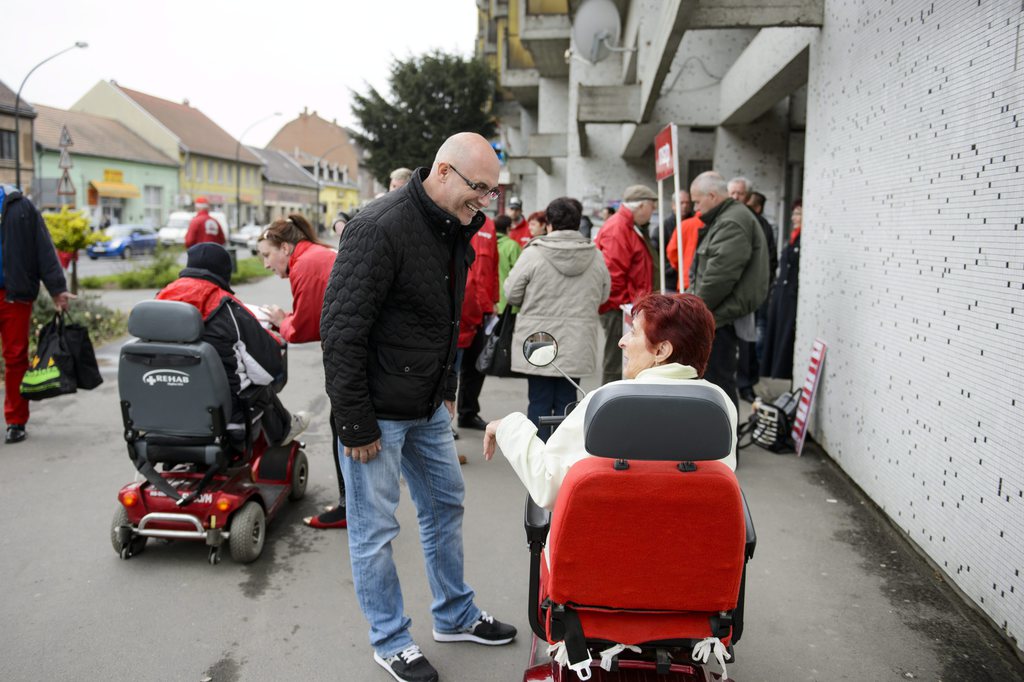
[713,99,789,221]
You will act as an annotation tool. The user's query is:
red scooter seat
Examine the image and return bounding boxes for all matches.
[525,381,754,679]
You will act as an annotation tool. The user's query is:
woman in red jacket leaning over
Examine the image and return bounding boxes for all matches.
[257,214,347,529]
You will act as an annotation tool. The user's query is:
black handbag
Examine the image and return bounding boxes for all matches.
[20,314,78,400]
[475,306,521,378]
[738,389,801,453]
[63,314,103,390]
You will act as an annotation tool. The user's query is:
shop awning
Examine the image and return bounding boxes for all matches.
[89,181,140,199]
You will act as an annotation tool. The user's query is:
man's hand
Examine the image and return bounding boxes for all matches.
[345,438,382,464]
[444,400,455,419]
[483,419,502,461]
[263,304,287,328]
[53,291,76,312]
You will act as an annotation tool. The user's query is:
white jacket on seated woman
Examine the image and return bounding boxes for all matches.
[484,293,737,511]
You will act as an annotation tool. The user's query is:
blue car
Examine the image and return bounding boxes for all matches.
[86,225,159,259]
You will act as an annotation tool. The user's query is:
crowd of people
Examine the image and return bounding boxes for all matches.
[0,129,802,682]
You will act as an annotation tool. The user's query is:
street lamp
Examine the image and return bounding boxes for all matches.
[15,41,88,189]
[234,111,281,229]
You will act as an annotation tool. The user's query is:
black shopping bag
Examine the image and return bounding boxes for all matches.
[63,314,103,390]
[475,307,523,378]
[20,314,78,400]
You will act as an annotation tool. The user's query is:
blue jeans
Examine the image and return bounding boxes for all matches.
[340,405,480,658]
[527,375,579,442]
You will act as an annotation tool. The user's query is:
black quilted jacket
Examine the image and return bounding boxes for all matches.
[320,168,484,447]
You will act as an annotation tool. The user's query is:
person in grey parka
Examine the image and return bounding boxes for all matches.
[504,197,611,441]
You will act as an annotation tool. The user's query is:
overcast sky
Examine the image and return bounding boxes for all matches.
[4,0,479,147]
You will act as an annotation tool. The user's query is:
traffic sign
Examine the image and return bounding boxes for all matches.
[59,125,73,148]
[57,171,76,196]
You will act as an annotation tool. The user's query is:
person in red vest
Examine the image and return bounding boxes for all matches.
[156,243,309,446]
[456,215,499,435]
[666,210,704,291]
[506,196,531,247]
[185,197,225,247]
[256,214,349,529]
[593,184,657,384]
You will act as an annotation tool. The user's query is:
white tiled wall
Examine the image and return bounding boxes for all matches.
[801,0,1023,649]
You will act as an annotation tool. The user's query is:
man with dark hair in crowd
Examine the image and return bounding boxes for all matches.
[659,189,694,292]
[735,189,779,401]
[494,214,521,313]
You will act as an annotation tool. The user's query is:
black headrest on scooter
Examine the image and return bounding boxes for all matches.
[128,300,204,343]
[583,382,733,461]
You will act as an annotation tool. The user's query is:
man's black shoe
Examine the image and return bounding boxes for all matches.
[373,645,438,682]
[5,424,26,444]
[739,388,757,403]
[433,611,517,645]
[457,414,488,430]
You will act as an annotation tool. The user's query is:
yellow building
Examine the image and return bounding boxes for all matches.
[72,80,264,229]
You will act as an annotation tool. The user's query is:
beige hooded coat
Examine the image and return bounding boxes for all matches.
[504,230,611,377]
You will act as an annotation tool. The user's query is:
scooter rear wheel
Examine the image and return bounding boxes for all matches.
[229,501,266,563]
[110,505,147,558]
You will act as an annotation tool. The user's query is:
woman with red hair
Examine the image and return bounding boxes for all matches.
[483,292,737,510]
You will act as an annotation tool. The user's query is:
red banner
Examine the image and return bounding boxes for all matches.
[654,125,675,181]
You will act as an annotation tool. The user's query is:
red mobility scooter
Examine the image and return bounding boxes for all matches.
[519,335,756,681]
[110,300,308,565]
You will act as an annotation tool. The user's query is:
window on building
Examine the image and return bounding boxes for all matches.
[686,159,713,186]
[143,185,164,227]
[0,130,15,160]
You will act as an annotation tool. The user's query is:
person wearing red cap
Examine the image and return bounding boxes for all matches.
[185,197,225,248]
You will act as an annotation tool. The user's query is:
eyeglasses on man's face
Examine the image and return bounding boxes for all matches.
[448,164,500,201]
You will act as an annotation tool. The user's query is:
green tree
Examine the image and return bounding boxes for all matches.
[351,51,497,186]
[43,206,104,294]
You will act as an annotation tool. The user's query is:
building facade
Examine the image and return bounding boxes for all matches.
[246,146,318,224]
[0,80,36,190]
[479,0,1023,654]
[71,80,263,229]
[266,110,364,224]
[32,105,178,226]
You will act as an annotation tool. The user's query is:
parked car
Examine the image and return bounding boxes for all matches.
[229,223,263,255]
[86,225,159,259]
[158,210,230,246]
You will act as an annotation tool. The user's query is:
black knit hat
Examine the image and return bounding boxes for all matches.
[182,243,233,293]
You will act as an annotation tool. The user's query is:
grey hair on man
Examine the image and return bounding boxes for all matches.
[692,171,729,197]
[727,176,752,202]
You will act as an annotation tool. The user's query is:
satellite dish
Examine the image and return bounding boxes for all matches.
[572,0,622,64]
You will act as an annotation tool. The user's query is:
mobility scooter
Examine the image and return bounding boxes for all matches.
[110,300,308,565]
[519,334,756,681]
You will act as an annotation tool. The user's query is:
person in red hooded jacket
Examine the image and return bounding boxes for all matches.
[256,214,347,529]
[456,214,499,434]
[593,184,656,384]
[185,197,225,247]
[156,243,309,446]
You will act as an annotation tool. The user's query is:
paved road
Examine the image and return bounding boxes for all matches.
[1,276,1021,681]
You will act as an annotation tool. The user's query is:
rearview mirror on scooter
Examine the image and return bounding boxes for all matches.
[523,332,583,395]
[524,332,557,367]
